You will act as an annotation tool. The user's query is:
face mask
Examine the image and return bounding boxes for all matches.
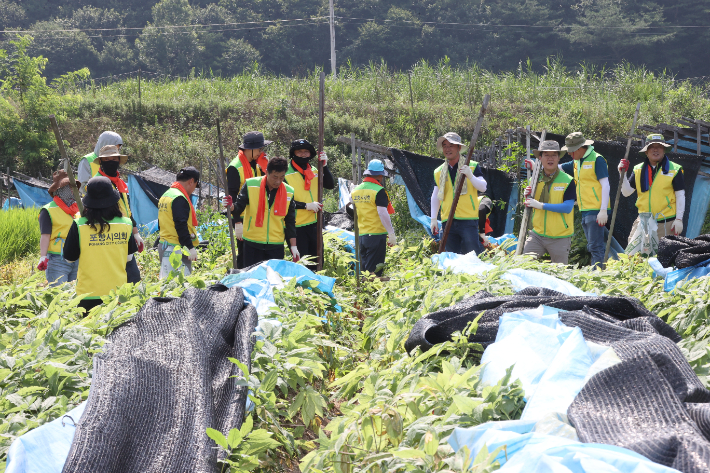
[101,160,120,176]
[292,155,311,169]
[56,186,76,207]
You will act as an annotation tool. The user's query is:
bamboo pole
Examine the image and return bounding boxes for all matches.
[316,71,325,271]
[48,115,83,215]
[216,118,238,270]
[515,130,547,256]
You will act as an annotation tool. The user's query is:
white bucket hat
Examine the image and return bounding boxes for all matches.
[436,132,468,154]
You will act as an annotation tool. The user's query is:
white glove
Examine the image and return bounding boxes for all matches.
[430,220,439,235]
[524,158,535,171]
[480,233,489,246]
[222,195,234,212]
[37,256,49,271]
[234,222,243,240]
[134,233,144,252]
[188,247,198,261]
[672,219,683,235]
[525,198,544,210]
[319,151,328,166]
[618,159,630,173]
[524,186,532,198]
[458,165,474,180]
[387,232,396,247]
[290,246,300,262]
[305,202,322,213]
[596,210,608,227]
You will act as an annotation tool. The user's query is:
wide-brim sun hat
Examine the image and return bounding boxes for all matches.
[533,140,564,158]
[363,159,388,177]
[561,132,594,154]
[436,132,468,154]
[640,133,671,153]
[82,176,120,209]
[289,139,317,158]
[239,131,273,150]
[94,144,128,165]
[48,169,80,196]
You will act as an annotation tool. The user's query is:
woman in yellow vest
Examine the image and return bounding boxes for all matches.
[158,167,201,279]
[226,131,271,269]
[523,141,577,264]
[284,139,334,269]
[78,131,123,194]
[37,170,81,286]
[93,144,144,283]
[619,133,685,240]
[223,157,298,267]
[63,177,138,313]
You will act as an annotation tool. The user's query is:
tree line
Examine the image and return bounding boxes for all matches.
[0,0,708,80]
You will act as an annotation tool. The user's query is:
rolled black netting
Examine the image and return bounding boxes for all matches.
[658,234,710,268]
[62,285,257,473]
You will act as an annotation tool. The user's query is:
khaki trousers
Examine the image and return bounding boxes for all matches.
[523,231,572,264]
[629,217,674,240]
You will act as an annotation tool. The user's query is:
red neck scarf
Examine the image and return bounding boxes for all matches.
[291,160,315,190]
[99,169,128,194]
[363,177,395,214]
[238,150,268,179]
[53,196,79,217]
[170,182,199,227]
[256,177,287,227]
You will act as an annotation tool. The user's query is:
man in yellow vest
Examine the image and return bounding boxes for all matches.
[226,131,271,269]
[284,139,334,269]
[78,131,123,194]
[222,157,298,267]
[158,167,201,279]
[63,177,138,313]
[93,144,144,283]
[523,141,577,264]
[37,170,81,286]
[352,160,397,277]
[619,133,685,240]
[430,132,488,254]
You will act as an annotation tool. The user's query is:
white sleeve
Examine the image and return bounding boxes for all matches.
[377,206,395,235]
[467,173,487,193]
[77,158,92,193]
[430,187,440,222]
[599,177,610,211]
[675,190,686,220]
[621,173,635,197]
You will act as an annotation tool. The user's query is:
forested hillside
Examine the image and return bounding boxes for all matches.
[1,0,709,79]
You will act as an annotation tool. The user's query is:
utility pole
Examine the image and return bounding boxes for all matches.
[329,0,336,77]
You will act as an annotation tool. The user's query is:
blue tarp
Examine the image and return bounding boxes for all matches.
[2,197,23,210]
[338,177,351,209]
[505,182,519,235]
[687,173,710,239]
[404,185,440,239]
[13,180,51,208]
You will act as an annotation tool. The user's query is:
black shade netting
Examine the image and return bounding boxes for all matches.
[324,208,354,231]
[389,149,515,237]
[62,285,258,473]
[403,287,679,354]
[542,132,703,247]
[658,234,710,268]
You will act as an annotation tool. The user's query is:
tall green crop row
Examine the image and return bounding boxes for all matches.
[0,208,40,266]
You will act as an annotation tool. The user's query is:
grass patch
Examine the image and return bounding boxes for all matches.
[0,208,40,266]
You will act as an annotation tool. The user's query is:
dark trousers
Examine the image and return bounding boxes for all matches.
[79,298,103,314]
[296,223,319,270]
[243,241,285,267]
[444,219,482,255]
[237,239,245,269]
[126,256,141,284]
[359,234,387,276]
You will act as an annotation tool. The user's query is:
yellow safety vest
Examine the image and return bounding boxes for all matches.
[227,157,265,218]
[633,160,683,220]
[93,171,132,220]
[573,147,610,212]
[531,172,574,239]
[284,163,319,227]
[433,162,480,221]
[352,181,388,236]
[75,216,133,300]
[82,152,101,189]
[243,177,294,245]
[158,188,199,247]
[40,202,80,255]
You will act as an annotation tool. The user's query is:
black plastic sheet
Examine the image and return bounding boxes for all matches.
[658,234,710,268]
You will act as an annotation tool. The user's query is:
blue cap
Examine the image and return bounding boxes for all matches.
[363,159,388,176]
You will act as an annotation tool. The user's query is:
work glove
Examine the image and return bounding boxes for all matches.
[618,159,630,173]
[188,247,198,262]
[525,198,544,210]
[37,256,49,271]
[672,219,683,236]
[430,220,439,235]
[480,233,490,246]
[458,165,474,181]
[524,158,535,171]
[319,151,328,166]
[234,222,243,240]
[305,202,322,213]
[596,210,608,227]
[524,186,533,198]
[387,232,397,247]
[134,233,145,253]
[290,246,300,263]
[222,195,234,212]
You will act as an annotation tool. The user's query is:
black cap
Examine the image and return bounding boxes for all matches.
[176,166,201,187]
[289,139,317,160]
[82,176,120,209]
[239,131,272,150]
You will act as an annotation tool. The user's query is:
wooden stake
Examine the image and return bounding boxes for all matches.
[438,94,491,253]
[604,102,641,263]
[216,118,238,270]
[48,115,84,215]
[316,71,325,271]
[515,130,547,256]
